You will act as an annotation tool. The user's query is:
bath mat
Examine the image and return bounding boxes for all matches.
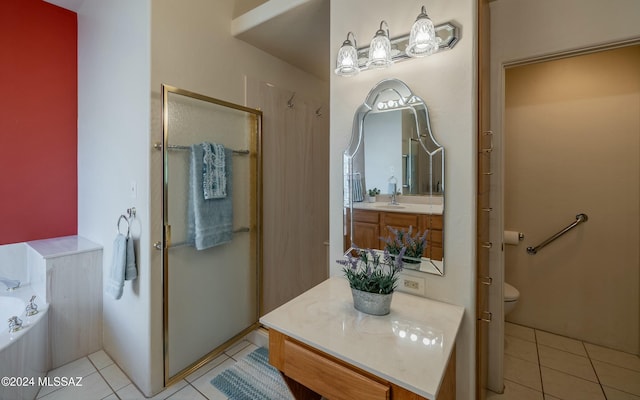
[211,347,293,400]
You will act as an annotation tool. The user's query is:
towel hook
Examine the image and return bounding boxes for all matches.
[315,106,323,117]
[287,92,295,108]
[117,215,130,236]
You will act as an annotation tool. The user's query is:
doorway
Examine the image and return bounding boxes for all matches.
[495,44,640,397]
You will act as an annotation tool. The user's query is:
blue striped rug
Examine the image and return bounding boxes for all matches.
[211,347,293,400]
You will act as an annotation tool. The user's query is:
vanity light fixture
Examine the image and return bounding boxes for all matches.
[366,21,393,69]
[334,5,460,77]
[406,6,438,57]
[335,32,360,76]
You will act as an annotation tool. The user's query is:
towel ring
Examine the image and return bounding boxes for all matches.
[117,215,130,236]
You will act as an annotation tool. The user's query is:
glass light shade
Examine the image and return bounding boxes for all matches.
[367,27,393,69]
[406,7,439,57]
[335,42,359,76]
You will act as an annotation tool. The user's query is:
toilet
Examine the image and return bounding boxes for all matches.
[504,282,520,315]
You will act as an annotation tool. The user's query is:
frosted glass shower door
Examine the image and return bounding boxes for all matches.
[162,85,261,382]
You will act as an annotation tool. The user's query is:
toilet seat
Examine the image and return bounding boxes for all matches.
[504,282,520,302]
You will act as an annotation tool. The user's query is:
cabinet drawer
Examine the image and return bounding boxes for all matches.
[428,230,443,245]
[420,214,443,230]
[282,340,390,400]
[353,209,380,223]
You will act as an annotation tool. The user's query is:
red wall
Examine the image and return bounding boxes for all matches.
[0,0,77,245]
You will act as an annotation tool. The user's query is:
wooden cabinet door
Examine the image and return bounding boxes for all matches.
[380,212,420,242]
[353,221,380,251]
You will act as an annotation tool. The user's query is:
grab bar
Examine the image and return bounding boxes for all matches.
[527,213,588,255]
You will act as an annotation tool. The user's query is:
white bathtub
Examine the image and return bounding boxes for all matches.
[0,285,49,400]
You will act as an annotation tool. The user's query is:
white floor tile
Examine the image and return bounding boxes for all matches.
[538,344,598,382]
[101,394,118,400]
[504,354,542,391]
[505,322,536,343]
[603,385,640,400]
[116,383,145,400]
[38,357,97,398]
[540,366,605,400]
[185,354,230,383]
[535,330,587,357]
[189,357,237,400]
[100,363,131,391]
[584,343,640,372]
[166,384,208,400]
[37,371,113,400]
[486,379,544,400]
[592,360,640,396]
[146,380,189,400]
[223,340,252,357]
[244,328,269,349]
[89,350,114,370]
[229,342,259,361]
[505,335,539,363]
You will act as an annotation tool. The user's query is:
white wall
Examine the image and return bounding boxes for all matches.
[330,1,477,398]
[76,0,154,395]
[488,0,640,391]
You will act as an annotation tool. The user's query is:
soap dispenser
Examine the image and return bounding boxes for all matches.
[388,176,399,205]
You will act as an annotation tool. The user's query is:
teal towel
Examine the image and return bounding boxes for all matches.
[105,234,127,299]
[202,143,227,199]
[124,236,137,281]
[188,144,233,250]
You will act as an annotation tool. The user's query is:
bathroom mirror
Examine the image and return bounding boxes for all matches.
[343,79,444,276]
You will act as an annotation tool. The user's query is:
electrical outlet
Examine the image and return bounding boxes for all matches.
[404,280,419,290]
[397,275,426,296]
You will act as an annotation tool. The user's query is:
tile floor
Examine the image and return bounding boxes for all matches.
[487,322,640,400]
[33,323,640,400]
[36,331,269,400]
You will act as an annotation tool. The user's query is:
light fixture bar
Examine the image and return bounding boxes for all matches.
[355,22,459,71]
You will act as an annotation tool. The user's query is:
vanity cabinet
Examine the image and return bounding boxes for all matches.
[348,208,443,261]
[260,277,464,400]
[269,329,456,400]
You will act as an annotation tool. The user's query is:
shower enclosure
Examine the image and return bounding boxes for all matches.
[160,85,262,384]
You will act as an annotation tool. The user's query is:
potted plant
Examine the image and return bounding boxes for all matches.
[367,188,380,203]
[337,246,405,315]
[381,226,428,268]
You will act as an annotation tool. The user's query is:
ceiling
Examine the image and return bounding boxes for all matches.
[231,0,330,81]
[44,0,330,81]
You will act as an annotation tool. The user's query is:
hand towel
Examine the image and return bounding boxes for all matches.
[352,173,364,202]
[105,234,127,300]
[124,236,137,281]
[202,142,227,199]
[188,143,234,250]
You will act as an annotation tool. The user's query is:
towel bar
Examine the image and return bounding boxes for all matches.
[154,142,250,154]
[161,227,251,249]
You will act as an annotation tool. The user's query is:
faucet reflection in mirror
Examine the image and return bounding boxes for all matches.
[334,5,460,76]
[343,79,444,276]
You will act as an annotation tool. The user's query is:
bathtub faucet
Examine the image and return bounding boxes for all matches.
[0,277,21,291]
[8,316,23,333]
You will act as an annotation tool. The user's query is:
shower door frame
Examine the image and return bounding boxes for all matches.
[160,84,263,386]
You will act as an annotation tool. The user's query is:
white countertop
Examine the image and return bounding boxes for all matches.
[27,235,102,259]
[260,277,464,399]
[352,201,443,215]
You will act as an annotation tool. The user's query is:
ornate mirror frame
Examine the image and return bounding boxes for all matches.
[343,78,445,276]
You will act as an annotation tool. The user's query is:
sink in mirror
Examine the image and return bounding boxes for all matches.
[343,79,444,276]
[374,204,406,210]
